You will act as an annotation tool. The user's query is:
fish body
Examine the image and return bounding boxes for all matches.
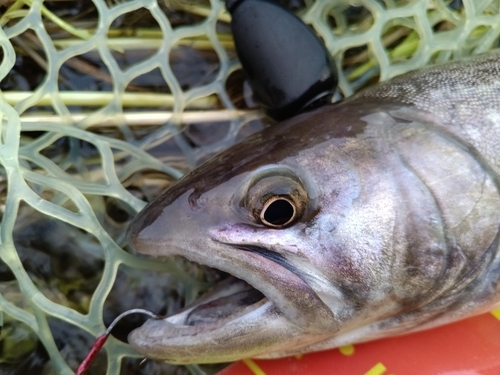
[127,52,500,364]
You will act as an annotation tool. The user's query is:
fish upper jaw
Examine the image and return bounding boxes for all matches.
[129,231,339,328]
[211,239,339,332]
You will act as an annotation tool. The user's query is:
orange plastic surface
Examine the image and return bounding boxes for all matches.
[219,309,500,375]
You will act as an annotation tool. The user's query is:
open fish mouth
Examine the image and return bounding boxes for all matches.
[153,275,268,335]
[157,242,311,330]
[127,240,338,363]
[184,278,267,327]
[178,243,284,329]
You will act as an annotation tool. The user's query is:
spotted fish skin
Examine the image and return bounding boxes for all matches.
[127,52,500,364]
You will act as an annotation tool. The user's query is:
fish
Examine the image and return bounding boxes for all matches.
[126,51,500,364]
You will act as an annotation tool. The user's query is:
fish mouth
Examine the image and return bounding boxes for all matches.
[138,242,320,329]
[183,276,267,327]
[128,241,337,362]
[182,243,290,328]
[178,242,311,328]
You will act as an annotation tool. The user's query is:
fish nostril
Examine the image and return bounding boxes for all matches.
[188,190,211,212]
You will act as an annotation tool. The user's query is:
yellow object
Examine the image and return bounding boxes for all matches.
[243,359,267,375]
[339,344,355,356]
[491,308,500,320]
[365,362,387,375]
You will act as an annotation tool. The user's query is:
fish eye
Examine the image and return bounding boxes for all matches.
[242,168,308,229]
[260,196,296,228]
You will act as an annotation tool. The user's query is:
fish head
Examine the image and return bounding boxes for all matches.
[126,102,442,363]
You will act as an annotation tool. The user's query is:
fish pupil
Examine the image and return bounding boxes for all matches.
[262,197,295,227]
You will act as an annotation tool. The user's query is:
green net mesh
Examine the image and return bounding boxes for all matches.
[0,0,499,374]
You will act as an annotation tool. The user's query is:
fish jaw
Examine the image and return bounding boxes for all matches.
[128,293,330,364]
[128,300,283,364]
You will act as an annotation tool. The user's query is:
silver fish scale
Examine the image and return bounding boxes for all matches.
[356,51,500,175]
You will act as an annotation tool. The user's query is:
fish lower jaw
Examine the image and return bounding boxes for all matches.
[128,277,274,360]
[164,276,269,328]
[127,298,282,363]
[127,272,334,363]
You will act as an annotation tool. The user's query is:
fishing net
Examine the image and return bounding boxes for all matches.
[0,0,499,374]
